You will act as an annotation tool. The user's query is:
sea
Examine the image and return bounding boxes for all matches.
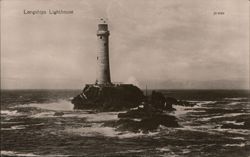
[1,89,250,157]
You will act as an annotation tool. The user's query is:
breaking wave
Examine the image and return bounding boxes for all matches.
[1,90,249,156]
[1,110,21,116]
[1,151,38,157]
[65,123,158,138]
[27,99,74,111]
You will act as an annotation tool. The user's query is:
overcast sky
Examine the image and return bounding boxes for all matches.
[1,0,249,89]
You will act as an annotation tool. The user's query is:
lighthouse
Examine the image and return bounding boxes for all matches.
[96,18,111,85]
[71,19,145,111]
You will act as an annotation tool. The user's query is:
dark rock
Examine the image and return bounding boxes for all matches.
[118,106,162,119]
[71,85,183,112]
[71,84,145,111]
[72,86,182,132]
[104,109,179,133]
[149,91,175,111]
[114,105,179,132]
[177,100,196,107]
[165,97,178,104]
[148,91,195,108]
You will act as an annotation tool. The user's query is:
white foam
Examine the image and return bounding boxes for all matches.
[174,124,228,136]
[224,121,244,125]
[130,105,144,111]
[1,110,20,116]
[182,149,191,154]
[1,121,22,124]
[61,111,122,122]
[66,123,117,137]
[0,151,69,157]
[172,101,215,117]
[232,137,245,140]
[225,143,245,147]
[224,97,248,101]
[28,99,74,111]
[31,111,55,118]
[11,125,26,130]
[85,112,120,122]
[1,150,37,156]
[65,123,158,138]
[226,102,243,106]
[125,149,144,153]
[212,128,250,135]
[132,118,141,122]
[172,105,190,117]
[156,147,171,152]
[172,105,205,118]
[2,128,14,131]
[196,101,216,106]
[117,149,145,154]
[200,113,248,122]
[2,125,27,130]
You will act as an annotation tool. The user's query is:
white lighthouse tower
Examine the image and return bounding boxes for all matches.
[96,18,111,85]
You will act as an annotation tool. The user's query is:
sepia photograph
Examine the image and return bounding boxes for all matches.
[1,0,250,156]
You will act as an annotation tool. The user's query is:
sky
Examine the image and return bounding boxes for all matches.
[1,0,249,89]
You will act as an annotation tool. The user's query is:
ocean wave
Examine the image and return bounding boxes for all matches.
[224,97,248,101]
[211,128,250,135]
[172,105,206,118]
[231,137,245,140]
[1,110,21,116]
[227,102,241,105]
[65,123,158,138]
[156,147,191,156]
[2,122,46,131]
[195,101,217,106]
[84,112,121,122]
[1,150,37,156]
[1,121,22,124]
[0,150,69,157]
[175,125,217,135]
[173,101,216,115]
[172,105,193,117]
[224,121,244,125]
[61,111,123,122]
[28,100,74,111]
[199,113,248,122]
[31,111,56,118]
[224,143,245,147]
[117,149,145,154]
[156,147,171,152]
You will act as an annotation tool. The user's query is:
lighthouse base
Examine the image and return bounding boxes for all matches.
[71,84,145,111]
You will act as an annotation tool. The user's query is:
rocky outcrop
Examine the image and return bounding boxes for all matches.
[149,91,175,111]
[71,84,145,111]
[71,84,193,112]
[72,85,186,131]
[103,106,179,133]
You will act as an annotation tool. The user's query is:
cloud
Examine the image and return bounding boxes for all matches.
[1,0,249,89]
